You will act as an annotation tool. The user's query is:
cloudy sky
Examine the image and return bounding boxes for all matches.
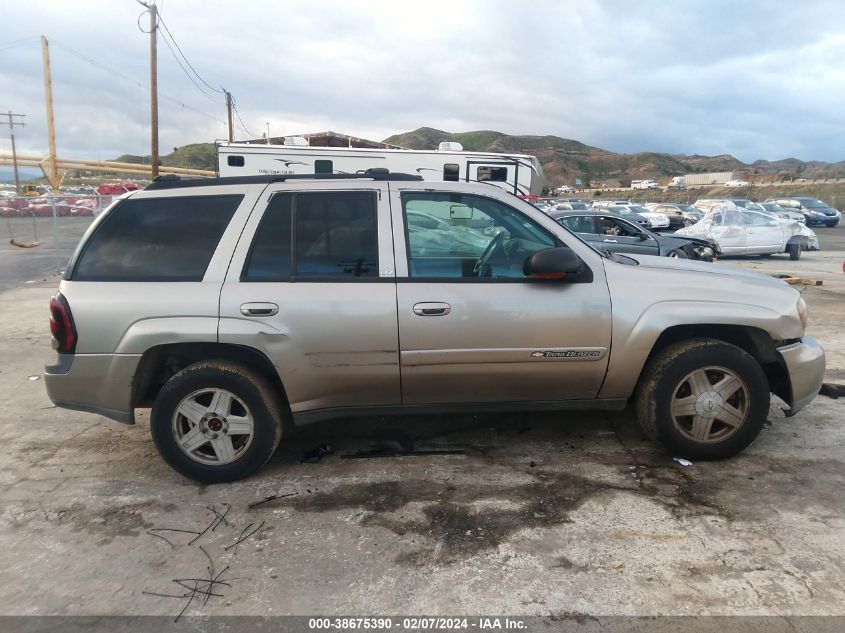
[2,0,844,163]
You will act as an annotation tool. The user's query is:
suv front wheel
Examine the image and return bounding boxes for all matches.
[150,361,284,483]
[635,339,770,460]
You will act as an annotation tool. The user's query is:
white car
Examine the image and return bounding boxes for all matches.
[628,204,670,229]
[725,180,750,187]
[676,204,819,260]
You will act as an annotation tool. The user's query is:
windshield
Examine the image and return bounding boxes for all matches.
[627,205,649,213]
[801,199,829,208]
[677,204,700,213]
[743,201,765,211]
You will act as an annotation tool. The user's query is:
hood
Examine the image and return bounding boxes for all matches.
[621,254,792,290]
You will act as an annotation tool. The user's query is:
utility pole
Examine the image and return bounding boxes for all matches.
[41,35,59,193]
[1,111,26,194]
[224,90,233,142]
[149,2,159,178]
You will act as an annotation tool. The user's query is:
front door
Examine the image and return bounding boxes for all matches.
[390,188,612,405]
[218,182,400,416]
[741,210,783,253]
[597,216,659,256]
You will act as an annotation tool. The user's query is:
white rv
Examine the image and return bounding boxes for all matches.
[217,140,544,196]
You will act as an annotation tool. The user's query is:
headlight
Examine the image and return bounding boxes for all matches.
[797,296,807,330]
[692,245,714,260]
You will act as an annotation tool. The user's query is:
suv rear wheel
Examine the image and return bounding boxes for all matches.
[635,339,769,460]
[150,360,284,483]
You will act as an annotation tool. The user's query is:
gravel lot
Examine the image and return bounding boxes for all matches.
[0,220,843,624]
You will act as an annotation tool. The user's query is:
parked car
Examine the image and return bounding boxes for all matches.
[550,210,718,261]
[647,203,703,228]
[553,202,590,211]
[628,204,670,229]
[592,200,633,209]
[763,197,841,227]
[761,202,806,223]
[44,173,824,481]
[676,205,819,260]
[725,180,750,188]
[696,198,805,224]
[603,205,652,228]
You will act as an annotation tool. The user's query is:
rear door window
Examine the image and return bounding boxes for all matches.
[72,195,242,281]
[242,191,379,281]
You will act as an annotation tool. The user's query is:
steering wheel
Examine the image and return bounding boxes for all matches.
[472,232,505,276]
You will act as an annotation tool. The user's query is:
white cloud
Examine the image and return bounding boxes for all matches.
[1,0,843,162]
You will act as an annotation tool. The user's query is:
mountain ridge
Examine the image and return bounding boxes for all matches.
[382,127,845,185]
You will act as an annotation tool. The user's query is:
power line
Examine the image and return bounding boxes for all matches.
[48,38,226,125]
[0,36,39,53]
[232,100,259,138]
[156,14,223,94]
[157,25,219,102]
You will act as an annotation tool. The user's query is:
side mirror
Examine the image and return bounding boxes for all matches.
[637,232,649,241]
[523,247,583,280]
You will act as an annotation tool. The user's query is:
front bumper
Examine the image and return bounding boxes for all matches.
[778,337,825,415]
[44,353,142,424]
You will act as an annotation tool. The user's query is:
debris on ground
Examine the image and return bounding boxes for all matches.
[247,492,298,510]
[819,383,845,399]
[673,457,693,467]
[341,446,465,460]
[771,273,823,286]
[301,443,333,463]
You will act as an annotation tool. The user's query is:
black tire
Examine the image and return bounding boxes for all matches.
[151,360,284,483]
[635,339,770,460]
[667,249,688,259]
[787,243,801,260]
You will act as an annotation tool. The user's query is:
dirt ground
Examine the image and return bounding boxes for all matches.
[0,247,843,624]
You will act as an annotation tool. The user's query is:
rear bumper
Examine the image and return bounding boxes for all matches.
[44,353,141,424]
[778,337,825,415]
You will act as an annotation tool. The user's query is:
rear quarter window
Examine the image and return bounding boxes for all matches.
[71,194,243,281]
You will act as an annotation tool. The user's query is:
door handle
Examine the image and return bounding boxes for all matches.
[240,302,279,317]
[413,302,451,316]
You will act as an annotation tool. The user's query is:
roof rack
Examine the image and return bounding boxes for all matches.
[145,171,423,191]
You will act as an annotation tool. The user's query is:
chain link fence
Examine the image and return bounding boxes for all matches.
[0,194,113,291]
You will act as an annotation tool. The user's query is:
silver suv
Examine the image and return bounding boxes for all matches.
[45,174,825,482]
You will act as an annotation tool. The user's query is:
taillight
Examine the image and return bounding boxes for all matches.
[49,293,77,353]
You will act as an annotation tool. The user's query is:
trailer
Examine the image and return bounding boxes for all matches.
[683,172,735,186]
[217,140,544,196]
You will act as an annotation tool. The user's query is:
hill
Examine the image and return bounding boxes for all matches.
[383,127,845,187]
[114,143,217,171]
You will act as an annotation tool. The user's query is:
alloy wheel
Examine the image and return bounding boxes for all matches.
[670,366,750,443]
[171,388,255,465]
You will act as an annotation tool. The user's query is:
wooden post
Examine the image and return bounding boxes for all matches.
[40,36,59,193]
[225,90,234,142]
[149,3,159,178]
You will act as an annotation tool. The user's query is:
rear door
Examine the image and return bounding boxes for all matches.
[390,184,612,405]
[218,181,400,416]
